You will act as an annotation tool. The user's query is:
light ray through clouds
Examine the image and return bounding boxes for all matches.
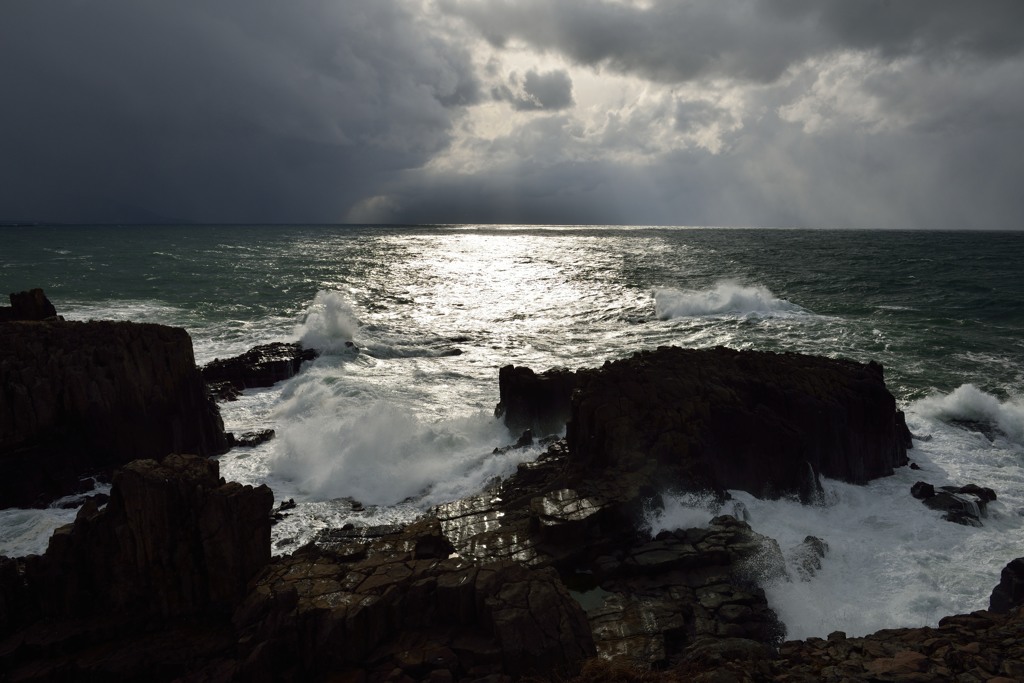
[2,0,1023,229]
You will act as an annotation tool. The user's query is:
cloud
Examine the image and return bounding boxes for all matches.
[2,0,1023,229]
[493,69,575,111]
[0,0,479,223]
[440,0,1024,84]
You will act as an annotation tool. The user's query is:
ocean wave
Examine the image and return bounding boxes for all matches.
[654,282,806,319]
[294,290,360,353]
[912,384,1024,445]
[269,399,529,506]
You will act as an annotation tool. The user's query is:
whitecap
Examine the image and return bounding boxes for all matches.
[914,384,1024,445]
[294,290,360,353]
[654,281,806,319]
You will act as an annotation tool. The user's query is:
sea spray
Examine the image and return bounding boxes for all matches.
[915,383,1024,445]
[295,290,359,353]
[644,402,1024,640]
[654,281,806,319]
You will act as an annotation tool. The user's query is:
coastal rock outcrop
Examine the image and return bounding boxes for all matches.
[0,454,273,679]
[0,288,58,322]
[990,557,1024,613]
[0,319,229,507]
[201,341,319,395]
[498,346,911,502]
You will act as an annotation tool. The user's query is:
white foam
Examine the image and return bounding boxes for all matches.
[654,281,805,319]
[295,290,360,353]
[914,384,1024,444]
[269,392,531,507]
[643,409,1024,640]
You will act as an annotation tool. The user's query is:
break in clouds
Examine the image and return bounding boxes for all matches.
[2,0,1023,229]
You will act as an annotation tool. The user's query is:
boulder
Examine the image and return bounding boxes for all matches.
[0,320,230,507]
[565,346,910,502]
[201,341,318,393]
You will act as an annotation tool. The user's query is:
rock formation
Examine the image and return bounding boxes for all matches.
[0,454,273,679]
[201,341,319,394]
[0,288,58,322]
[3,341,1018,682]
[498,346,911,502]
[0,319,229,507]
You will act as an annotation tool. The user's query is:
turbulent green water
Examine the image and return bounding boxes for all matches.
[4,225,1022,400]
[3,225,1024,639]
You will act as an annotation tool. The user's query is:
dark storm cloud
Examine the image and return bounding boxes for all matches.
[0,0,479,223]
[493,69,575,111]
[440,0,1024,84]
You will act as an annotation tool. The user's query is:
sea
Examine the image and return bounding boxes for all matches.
[2,225,1023,641]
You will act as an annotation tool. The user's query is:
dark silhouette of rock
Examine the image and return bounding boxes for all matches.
[0,288,58,322]
[911,481,935,499]
[0,320,229,507]
[228,429,276,448]
[990,558,1024,614]
[494,364,578,436]
[0,455,273,679]
[201,341,318,393]
[564,346,910,502]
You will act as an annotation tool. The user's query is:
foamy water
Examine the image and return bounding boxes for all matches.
[2,225,1022,639]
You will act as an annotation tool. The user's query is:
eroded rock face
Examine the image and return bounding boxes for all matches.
[564,346,911,502]
[0,455,273,679]
[0,320,229,507]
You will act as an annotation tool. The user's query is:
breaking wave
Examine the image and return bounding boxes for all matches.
[654,281,805,319]
[295,290,359,353]
[913,384,1024,445]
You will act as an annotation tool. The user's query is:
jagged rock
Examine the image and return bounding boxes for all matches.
[990,557,1024,613]
[0,288,58,322]
[494,365,577,436]
[0,320,229,507]
[201,341,319,392]
[911,481,935,499]
[0,455,272,679]
[912,481,996,526]
[565,346,910,502]
[228,429,276,448]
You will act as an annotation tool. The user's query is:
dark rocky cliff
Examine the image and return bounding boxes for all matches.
[498,346,911,502]
[0,319,229,507]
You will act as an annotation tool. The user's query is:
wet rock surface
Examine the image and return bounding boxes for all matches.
[0,317,229,507]
[911,480,997,526]
[201,341,319,393]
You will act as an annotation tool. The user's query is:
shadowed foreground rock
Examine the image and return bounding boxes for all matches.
[0,454,272,679]
[0,319,229,507]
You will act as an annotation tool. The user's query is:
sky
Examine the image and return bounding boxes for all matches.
[2,0,1023,229]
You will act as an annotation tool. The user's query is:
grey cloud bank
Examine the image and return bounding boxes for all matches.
[2,0,1022,229]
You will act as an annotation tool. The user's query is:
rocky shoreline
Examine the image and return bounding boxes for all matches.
[1,290,1021,681]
